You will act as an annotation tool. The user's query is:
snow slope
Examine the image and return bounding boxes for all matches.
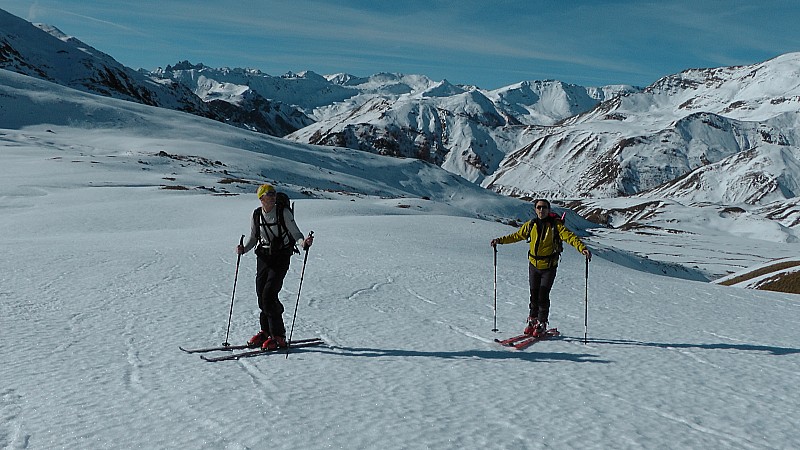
[2,69,800,449]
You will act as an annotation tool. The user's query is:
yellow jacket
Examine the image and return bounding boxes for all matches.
[497,218,587,269]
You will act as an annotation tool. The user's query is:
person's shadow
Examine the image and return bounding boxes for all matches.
[302,344,610,364]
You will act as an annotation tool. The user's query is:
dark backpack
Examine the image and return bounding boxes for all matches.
[275,191,292,216]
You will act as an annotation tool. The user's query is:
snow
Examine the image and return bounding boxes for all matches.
[3,69,800,449]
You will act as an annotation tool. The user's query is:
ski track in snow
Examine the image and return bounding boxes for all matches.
[123,320,146,395]
[406,287,437,305]
[346,276,394,302]
[0,389,29,449]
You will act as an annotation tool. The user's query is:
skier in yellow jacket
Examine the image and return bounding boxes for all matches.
[491,199,591,337]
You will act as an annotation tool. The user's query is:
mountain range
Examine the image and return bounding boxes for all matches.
[1,7,799,239]
[156,64,636,184]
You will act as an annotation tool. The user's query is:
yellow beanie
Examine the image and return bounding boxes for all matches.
[256,183,276,198]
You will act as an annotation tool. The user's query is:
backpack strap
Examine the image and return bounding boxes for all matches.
[254,201,299,255]
[275,203,300,253]
[276,202,289,242]
[552,220,563,257]
[529,217,562,268]
[277,192,300,254]
[276,199,300,254]
[253,207,267,246]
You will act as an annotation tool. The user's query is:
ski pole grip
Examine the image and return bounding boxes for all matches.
[237,235,245,256]
[302,231,314,252]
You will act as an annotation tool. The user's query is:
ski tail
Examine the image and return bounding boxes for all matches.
[179,343,250,354]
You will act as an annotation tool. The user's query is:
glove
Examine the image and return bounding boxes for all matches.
[302,235,314,250]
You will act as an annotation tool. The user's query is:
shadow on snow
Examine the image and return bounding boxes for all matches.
[562,337,800,356]
[310,346,611,364]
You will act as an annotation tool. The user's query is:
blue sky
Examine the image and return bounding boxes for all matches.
[3,0,800,89]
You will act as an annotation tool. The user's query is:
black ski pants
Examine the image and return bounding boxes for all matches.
[255,252,292,337]
[529,263,557,324]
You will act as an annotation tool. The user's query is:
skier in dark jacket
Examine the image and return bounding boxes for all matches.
[491,199,591,336]
[236,183,313,350]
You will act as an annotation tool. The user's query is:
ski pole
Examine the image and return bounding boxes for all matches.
[492,245,498,332]
[584,256,589,345]
[286,231,313,359]
[223,235,245,347]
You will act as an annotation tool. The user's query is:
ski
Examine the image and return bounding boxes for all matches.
[200,339,325,362]
[180,337,322,354]
[180,343,251,354]
[496,328,559,350]
[511,329,560,350]
[494,334,531,346]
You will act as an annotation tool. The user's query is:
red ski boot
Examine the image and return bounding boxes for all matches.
[248,330,268,348]
[524,317,538,336]
[261,335,288,350]
[532,321,548,338]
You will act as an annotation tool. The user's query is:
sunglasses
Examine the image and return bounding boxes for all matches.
[535,205,549,210]
[262,192,276,197]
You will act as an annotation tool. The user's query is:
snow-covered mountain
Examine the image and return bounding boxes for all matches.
[155,52,800,224]
[152,62,316,136]
[0,9,312,137]
[290,79,516,183]
[147,49,636,184]
[484,54,800,208]
[488,80,635,126]
[155,64,367,115]
[284,77,635,183]
[0,9,214,116]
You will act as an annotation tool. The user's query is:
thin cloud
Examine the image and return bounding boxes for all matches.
[185,2,643,77]
[19,2,150,37]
